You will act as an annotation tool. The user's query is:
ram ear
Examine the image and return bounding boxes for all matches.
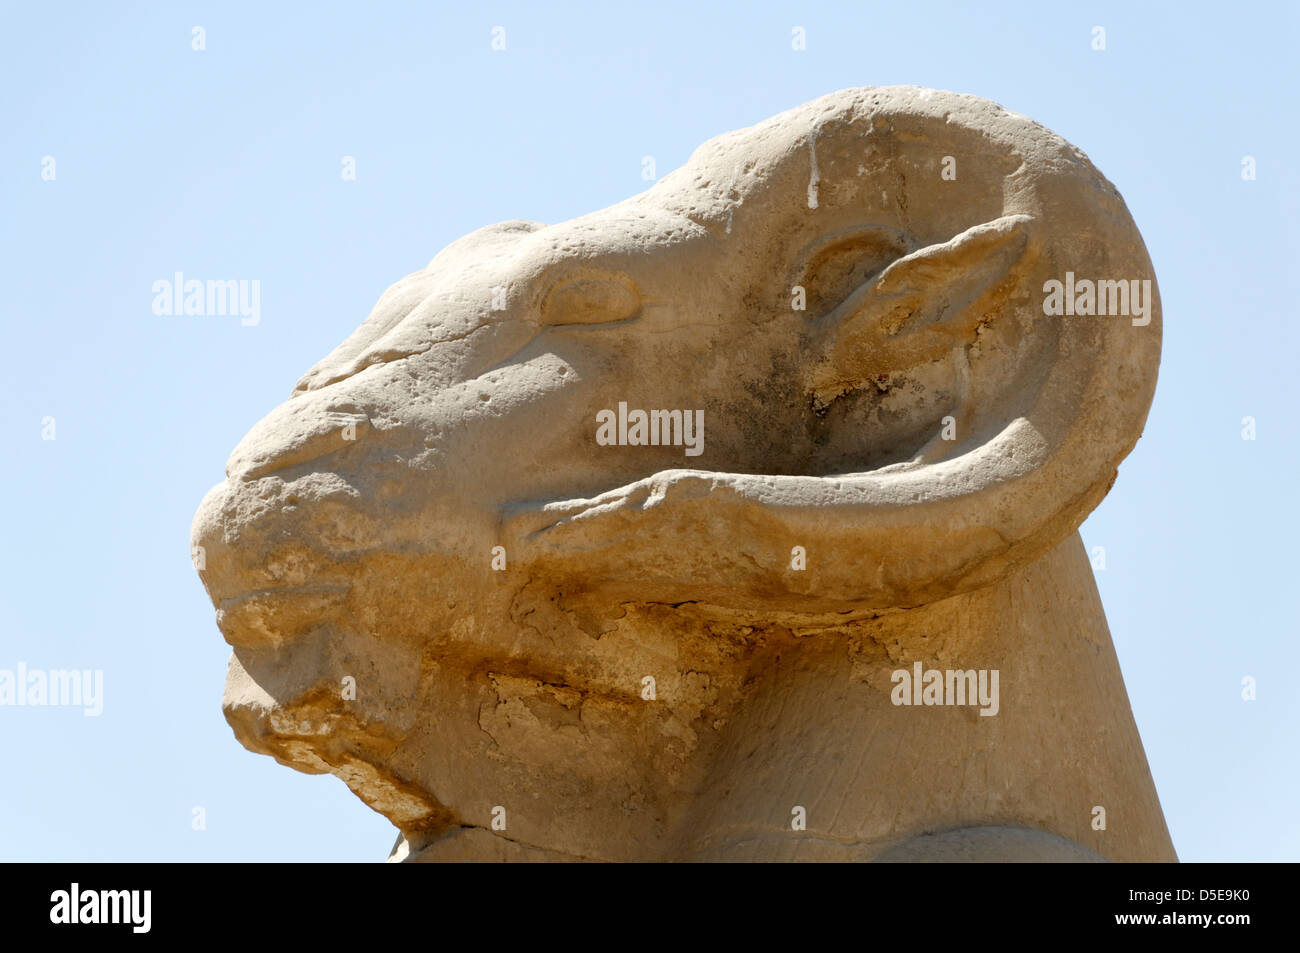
[807,214,1034,400]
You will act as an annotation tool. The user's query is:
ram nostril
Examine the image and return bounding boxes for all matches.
[226,404,373,481]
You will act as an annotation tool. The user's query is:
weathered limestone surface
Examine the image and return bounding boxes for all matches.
[193,86,1174,862]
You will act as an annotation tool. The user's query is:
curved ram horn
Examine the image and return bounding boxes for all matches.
[505,89,1161,613]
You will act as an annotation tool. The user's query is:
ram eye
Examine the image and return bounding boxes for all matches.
[540,272,642,327]
[795,226,912,316]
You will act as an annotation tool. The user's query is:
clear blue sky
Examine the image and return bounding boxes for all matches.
[2,1,1295,861]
